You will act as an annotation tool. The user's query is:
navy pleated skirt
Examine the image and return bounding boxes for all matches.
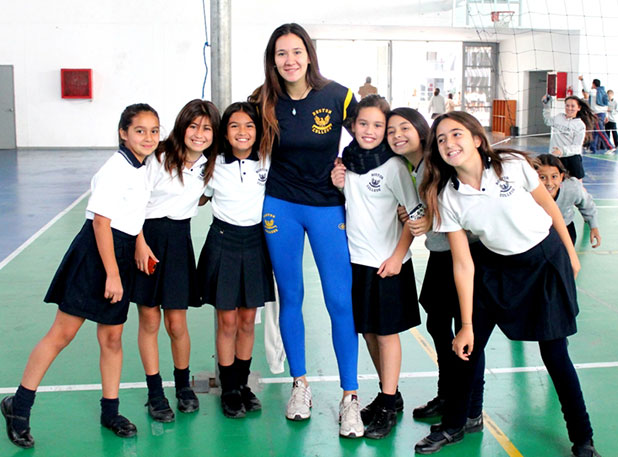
[132,217,200,309]
[351,259,421,335]
[197,217,275,310]
[44,220,136,325]
[474,228,579,341]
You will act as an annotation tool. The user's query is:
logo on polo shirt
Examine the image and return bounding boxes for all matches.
[367,173,384,192]
[256,168,268,185]
[199,163,206,179]
[338,223,345,230]
[497,176,514,197]
[312,108,333,134]
[263,213,278,234]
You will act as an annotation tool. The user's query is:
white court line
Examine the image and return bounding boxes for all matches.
[0,190,91,271]
[2,362,615,394]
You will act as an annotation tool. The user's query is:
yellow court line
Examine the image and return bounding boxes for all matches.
[409,328,524,457]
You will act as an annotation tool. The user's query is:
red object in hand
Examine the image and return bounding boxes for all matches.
[147,257,157,275]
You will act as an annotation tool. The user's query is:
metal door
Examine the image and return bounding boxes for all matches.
[461,42,498,128]
[0,65,16,149]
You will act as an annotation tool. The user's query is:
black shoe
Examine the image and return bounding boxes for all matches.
[145,396,175,423]
[101,414,137,438]
[430,414,483,434]
[176,387,199,414]
[221,390,246,419]
[360,391,404,424]
[240,386,262,412]
[413,396,445,419]
[572,440,601,457]
[414,427,464,454]
[364,406,397,440]
[1,396,34,449]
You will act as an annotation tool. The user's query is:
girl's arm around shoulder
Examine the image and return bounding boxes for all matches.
[448,229,475,361]
[92,214,123,304]
[530,181,581,276]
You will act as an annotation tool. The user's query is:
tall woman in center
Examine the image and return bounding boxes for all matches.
[249,23,362,438]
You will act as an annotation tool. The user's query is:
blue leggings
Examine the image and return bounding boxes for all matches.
[262,196,359,390]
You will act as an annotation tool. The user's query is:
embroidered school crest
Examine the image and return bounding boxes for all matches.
[263,213,278,234]
[312,108,333,134]
[497,176,514,197]
[367,173,384,192]
[256,168,268,185]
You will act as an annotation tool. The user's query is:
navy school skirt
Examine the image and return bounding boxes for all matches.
[44,220,136,325]
[473,228,578,341]
[419,243,480,315]
[196,217,275,310]
[351,259,421,335]
[131,217,201,309]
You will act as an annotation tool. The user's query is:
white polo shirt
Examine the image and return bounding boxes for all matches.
[86,147,150,236]
[205,151,270,226]
[344,156,419,268]
[436,154,551,255]
[144,152,207,220]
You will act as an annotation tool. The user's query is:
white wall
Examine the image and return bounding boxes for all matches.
[2,0,618,146]
[0,1,209,147]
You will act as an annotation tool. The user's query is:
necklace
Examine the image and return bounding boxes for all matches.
[291,86,311,116]
[184,156,201,167]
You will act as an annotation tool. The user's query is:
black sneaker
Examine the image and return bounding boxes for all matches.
[145,396,175,423]
[176,387,199,413]
[414,427,464,454]
[360,391,404,424]
[101,414,137,438]
[412,396,445,419]
[430,414,483,434]
[240,386,262,412]
[1,396,34,448]
[221,390,246,419]
[364,406,397,439]
[572,440,601,457]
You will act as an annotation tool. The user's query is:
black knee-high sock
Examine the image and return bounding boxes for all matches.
[100,397,119,423]
[11,385,36,433]
[234,357,251,387]
[173,367,190,390]
[218,363,236,394]
[146,373,164,400]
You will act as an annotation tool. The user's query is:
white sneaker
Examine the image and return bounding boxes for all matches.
[286,379,312,420]
[339,394,364,438]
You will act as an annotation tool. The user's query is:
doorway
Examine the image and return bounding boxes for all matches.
[0,65,16,149]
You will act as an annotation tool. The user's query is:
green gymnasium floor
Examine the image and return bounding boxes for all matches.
[0,148,616,456]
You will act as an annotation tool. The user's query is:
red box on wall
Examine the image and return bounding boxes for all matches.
[547,72,568,99]
[61,69,92,99]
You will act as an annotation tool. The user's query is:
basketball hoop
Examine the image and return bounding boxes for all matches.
[491,11,515,28]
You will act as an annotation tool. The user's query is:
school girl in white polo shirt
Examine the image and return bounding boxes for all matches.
[414,112,600,457]
[331,95,421,439]
[1,104,160,448]
[131,99,220,423]
[196,102,274,419]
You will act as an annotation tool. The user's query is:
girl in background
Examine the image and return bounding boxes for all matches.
[1,104,159,447]
[132,99,220,422]
[332,96,420,439]
[542,95,595,179]
[196,102,274,419]
[249,23,362,437]
[534,154,601,248]
[415,112,600,457]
